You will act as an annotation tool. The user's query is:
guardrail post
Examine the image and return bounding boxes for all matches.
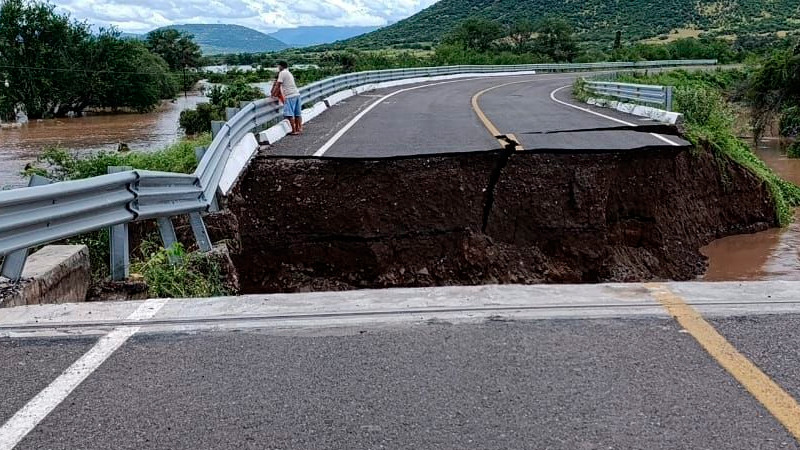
[665,86,674,112]
[194,146,206,162]
[225,107,240,121]
[211,121,225,139]
[188,212,212,252]
[0,175,53,281]
[108,166,132,281]
[156,217,181,264]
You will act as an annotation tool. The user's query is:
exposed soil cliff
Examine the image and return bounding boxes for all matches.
[224,143,776,293]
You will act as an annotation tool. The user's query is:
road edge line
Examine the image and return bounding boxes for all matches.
[549,85,681,147]
[647,283,800,442]
[0,298,168,450]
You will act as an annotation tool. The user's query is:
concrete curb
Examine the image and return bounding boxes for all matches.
[587,97,682,124]
[219,133,259,196]
[3,281,800,337]
[0,245,90,308]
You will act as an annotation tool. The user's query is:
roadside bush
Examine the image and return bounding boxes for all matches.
[787,141,800,159]
[132,242,229,298]
[180,103,222,135]
[179,80,264,135]
[674,85,732,130]
[780,105,800,138]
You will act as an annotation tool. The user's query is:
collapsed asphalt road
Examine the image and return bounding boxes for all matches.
[216,72,772,293]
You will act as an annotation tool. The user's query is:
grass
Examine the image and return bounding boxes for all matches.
[24,133,212,180]
[580,68,800,225]
[131,242,229,298]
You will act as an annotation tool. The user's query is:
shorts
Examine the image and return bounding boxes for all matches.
[283,96,302,118]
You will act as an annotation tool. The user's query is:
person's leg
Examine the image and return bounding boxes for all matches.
[291,97,303,134]
[284,100,297,134]
[295,115,303,134]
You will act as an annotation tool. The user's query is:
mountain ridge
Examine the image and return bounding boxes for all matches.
[345,0,800,47]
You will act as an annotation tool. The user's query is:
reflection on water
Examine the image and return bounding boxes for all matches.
[0,93,207,188]
[702,140,800,281]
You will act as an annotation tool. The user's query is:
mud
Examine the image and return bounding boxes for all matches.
[224,144,776,294]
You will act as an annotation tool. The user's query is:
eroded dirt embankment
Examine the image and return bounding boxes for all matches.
[224,144,776,294]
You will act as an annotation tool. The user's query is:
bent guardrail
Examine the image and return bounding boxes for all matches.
[583,80,674,111]
[0,59,717,282]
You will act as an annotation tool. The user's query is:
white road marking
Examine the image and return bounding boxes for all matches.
[549,85,681,147]
[313,78,484,157]
[0,298,168,450]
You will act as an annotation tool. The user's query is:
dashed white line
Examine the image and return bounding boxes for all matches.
[0,298,168,450]
[549,85,681,147]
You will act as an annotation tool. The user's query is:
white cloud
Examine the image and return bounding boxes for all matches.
[54,0,440,33]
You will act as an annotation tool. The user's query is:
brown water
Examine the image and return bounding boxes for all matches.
[0,93,207,188]
[702,140,800,281]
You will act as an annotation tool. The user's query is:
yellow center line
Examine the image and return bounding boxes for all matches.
[647,283,800,442]
[471,79,544,151]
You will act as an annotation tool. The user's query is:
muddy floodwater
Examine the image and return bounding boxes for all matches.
[702,140,800,281]
[0,93,207,188]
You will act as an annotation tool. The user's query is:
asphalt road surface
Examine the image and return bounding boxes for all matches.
[265,72,687,159]
[3,282,800,449]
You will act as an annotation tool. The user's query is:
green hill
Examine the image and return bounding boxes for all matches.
[152,24,288,54]
[347,0,800,47]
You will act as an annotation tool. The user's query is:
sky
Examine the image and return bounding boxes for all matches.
[54,0,440,33]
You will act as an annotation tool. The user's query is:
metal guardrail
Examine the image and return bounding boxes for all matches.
[583,80,674,111]
[0,59,717,281]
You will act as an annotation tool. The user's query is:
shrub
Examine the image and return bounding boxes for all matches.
[132,242,229,298]
[180,103,222,135]
[788,141,800,159]
[780,105,800,138]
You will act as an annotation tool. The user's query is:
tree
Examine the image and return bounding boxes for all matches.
[509,19,535,52]
[444,18,504,52]
[0,0,177,119]
[145,28,202,70]
[534,18,579,62]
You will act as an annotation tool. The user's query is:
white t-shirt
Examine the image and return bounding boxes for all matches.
[277,69,300,98]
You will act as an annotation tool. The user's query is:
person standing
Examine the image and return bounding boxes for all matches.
[275,61,302,135]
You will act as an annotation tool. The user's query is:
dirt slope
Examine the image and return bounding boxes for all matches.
[224,144,775,293]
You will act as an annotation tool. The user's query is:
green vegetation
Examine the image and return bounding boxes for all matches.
[24,134,211,180]
[0,0,183,120]
[132,242,229,298]
[179,81,263,134]
[612,68,800,225]
[145,28,202,71]
[343,0,800,48]
[746,44,800,143]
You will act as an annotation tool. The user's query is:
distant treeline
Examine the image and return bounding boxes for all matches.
[202,18,798,86]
